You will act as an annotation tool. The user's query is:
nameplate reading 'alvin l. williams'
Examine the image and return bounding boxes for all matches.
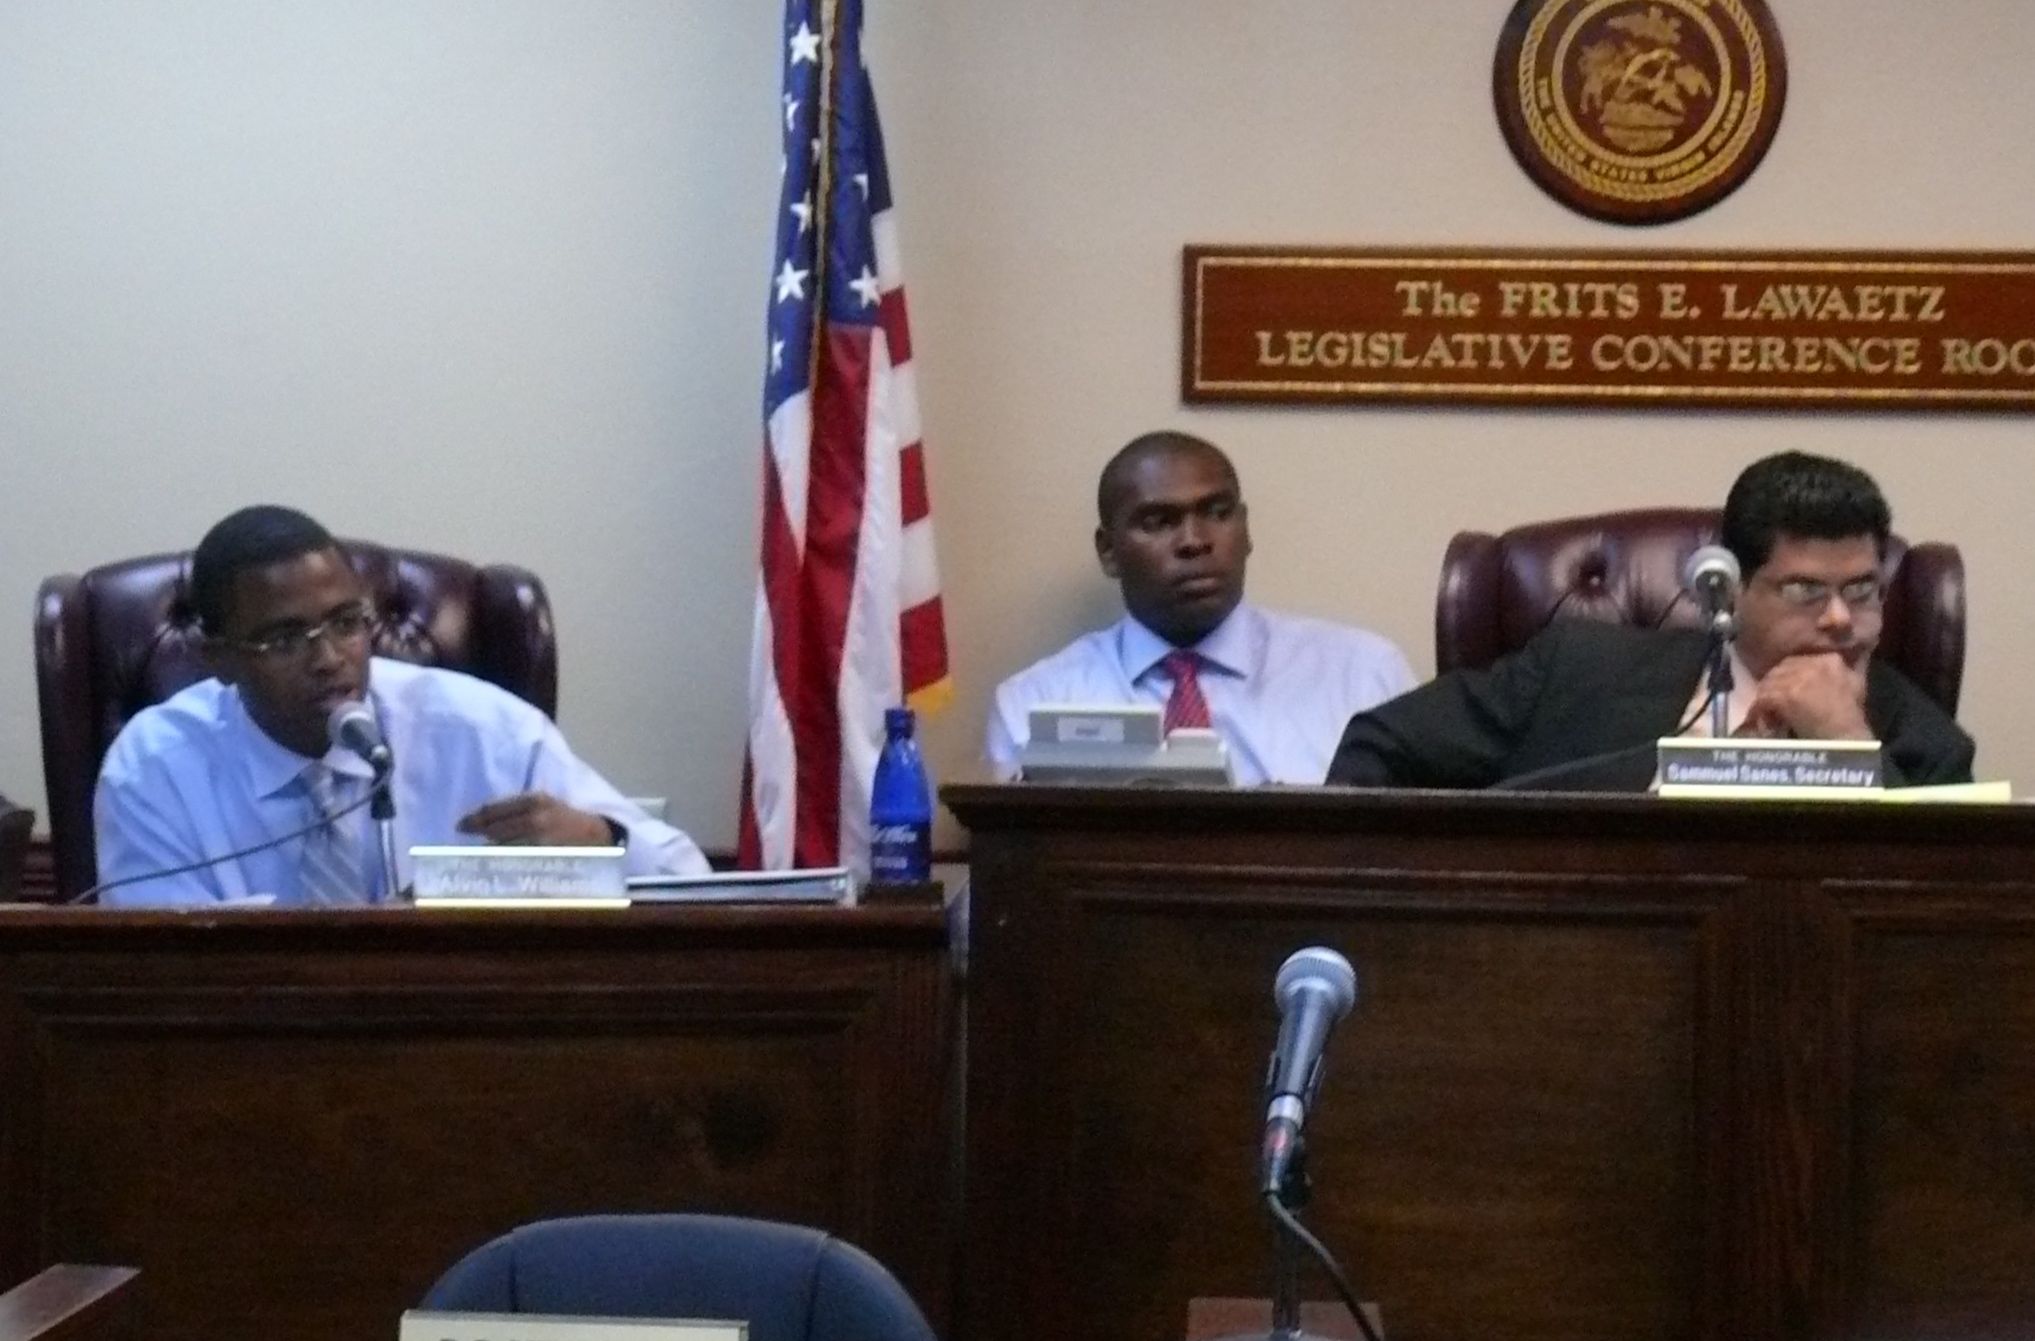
[409,845,627,902]
[1655,738,1883,796]
[1182,248,2035,409]
[399,1310,743,1341]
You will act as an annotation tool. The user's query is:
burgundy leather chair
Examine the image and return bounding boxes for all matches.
[0,794,30,901]
[35,541,558,900]
[1436,507,1965,714]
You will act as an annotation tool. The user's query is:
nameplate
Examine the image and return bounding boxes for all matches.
[1021,723,1234,787]
[1656,738,1884,793]
[400,1310,742,1341]
[409,846,627,900]
[1184,247,2035,410]
[1032,703,1165,748]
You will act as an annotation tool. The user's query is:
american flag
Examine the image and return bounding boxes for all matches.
[739,0,950,872]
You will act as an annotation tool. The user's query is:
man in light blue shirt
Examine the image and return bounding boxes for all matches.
[95,505,709,905]
[985,432,1414,785]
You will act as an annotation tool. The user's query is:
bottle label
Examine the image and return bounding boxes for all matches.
[869,823,932,883]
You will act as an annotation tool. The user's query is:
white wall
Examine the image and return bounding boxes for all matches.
[0,1,776,841]
[2,1,2032,851]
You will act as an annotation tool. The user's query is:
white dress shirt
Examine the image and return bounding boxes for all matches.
[985,604,1416,785]
[1678,646,1760,737]
[96,657,709,905]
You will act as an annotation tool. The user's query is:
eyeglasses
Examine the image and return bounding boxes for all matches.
[1765,576,1884,610]
[227,602,378,660]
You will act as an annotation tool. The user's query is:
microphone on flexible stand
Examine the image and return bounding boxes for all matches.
[327,700,404,903]
[1261,947,1359,1197]
[1210,947,1383,1341]
[1682,546,1742,738]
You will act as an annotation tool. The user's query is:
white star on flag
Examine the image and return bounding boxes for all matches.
[789,195,814,233]
[788,22,821,64]
[852,172,870,198]
[783,95,799,131]
[848,266,881,308]
[770,338,785,372]
[774,259,809,302]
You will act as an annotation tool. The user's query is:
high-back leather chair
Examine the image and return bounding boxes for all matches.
[421,1215,938,1341]
[1436,507,1965,714]
[35,541,557,900]
[0,794,31,901]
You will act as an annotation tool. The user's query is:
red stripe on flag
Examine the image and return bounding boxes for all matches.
[879,288,913,368]
[741,437,809,869]
[900,441,929,525]
[760,447,804,706]
[900,596,949,694]
[790,324,875,865]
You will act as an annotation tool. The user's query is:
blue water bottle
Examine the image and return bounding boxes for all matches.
[869,706,932,884]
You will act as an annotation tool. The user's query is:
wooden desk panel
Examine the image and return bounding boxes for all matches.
[0,907,954,1341]
[948,784,2035,1341]
[1846,917,2035,1335]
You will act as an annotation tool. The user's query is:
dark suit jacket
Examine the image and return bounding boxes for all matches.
[1326,620,1975,790]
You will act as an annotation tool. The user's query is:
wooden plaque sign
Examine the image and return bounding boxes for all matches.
[1183,247,2035,410]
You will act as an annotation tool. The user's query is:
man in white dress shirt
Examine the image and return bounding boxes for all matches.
[985,432,1414,785]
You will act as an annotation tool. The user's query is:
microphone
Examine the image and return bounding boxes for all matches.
[1261,946,1359,1195]
[327,700,392,774]
[1683,546,1742,737]
[1683,545,1741,624]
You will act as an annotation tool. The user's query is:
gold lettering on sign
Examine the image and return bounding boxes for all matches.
[1941,339,2035,376]
[1497,281,1640,320]
[1587,333,1924,375]
[1719,284,1948,323]
[1396,281,1483,318]
[1192,249,2035,409]
[1256,330,1578,372]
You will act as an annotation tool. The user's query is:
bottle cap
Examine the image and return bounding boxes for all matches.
[885,706,915,735]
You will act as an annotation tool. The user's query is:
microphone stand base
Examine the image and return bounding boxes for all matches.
[1190,1286,1379,1341]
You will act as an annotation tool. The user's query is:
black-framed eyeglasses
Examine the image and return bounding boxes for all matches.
[225,602,379,661]
[1766,576,1884,610]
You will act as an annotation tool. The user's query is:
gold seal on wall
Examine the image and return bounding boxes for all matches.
[1494,0,1787,225]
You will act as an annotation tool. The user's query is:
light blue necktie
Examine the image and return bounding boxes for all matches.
[299,764,367,906]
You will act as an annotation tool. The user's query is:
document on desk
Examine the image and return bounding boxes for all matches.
[625,866,856,905]
[1879,780,2015,803]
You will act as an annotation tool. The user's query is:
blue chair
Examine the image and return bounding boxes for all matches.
[419,1215,938,1341]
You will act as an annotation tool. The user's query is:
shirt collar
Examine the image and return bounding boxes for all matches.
[223,679,381,800]
[1118,604,1260,684]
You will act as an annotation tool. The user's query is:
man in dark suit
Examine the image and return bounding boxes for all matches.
[1326,452,1975,789]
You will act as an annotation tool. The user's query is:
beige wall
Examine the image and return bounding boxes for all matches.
[2,1,2031,852]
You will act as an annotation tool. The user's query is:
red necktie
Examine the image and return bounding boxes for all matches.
[1161,650,1212,732]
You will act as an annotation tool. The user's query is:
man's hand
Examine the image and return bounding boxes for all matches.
[1739,652,1872,740]
[456,792,615,847]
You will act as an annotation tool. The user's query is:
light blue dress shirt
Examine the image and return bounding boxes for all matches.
[95,657,709,906]
[985,604,1416,785]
